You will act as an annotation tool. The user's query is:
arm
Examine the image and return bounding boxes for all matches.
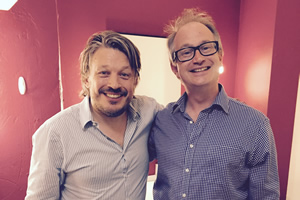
[147,96,163,162]
[148,125,157,162]
[248,118,280,199]
[25,122,64,200]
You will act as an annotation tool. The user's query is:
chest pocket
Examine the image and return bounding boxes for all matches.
[204,145,246,185]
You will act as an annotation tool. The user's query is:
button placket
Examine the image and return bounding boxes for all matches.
[181,112,209,199]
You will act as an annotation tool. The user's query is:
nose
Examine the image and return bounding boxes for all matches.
[192,49,205,63]
[107,74,120,89]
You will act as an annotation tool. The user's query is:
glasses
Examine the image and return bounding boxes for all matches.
[173,41,219,62]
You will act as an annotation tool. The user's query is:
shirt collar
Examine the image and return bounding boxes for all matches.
[172,93,188,113]
[128,96,141,121]
[79,96,141,130]
[213,84,229,114]
[172,84,229,114]
[79,96,93,129]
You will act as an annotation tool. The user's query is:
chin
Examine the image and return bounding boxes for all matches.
[105,110,125,117]
[103,104,129,117]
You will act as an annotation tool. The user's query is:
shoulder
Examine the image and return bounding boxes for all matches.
[228,97,269,123]
[34,103,81,137]
[48,103,81,125]
[132,95,159,105]
[155,101,176,119]
[132,95,163,113]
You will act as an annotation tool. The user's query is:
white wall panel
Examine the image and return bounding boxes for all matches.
[122,34,181,106]
[287,75,300,199]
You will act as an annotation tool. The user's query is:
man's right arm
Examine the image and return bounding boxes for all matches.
[148,122,157,162]
[25,122,64,200]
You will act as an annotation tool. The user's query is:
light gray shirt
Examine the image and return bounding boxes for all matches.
[25,96,161,200]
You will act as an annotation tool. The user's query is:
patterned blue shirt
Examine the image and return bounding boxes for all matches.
[26,95,161,200]
[149,84,280,200]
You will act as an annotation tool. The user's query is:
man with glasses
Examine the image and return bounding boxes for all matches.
[148,8,280,199]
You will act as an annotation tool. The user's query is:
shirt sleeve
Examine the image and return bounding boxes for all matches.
[147,97,163,162]
[25,122,64,200]
[148,122,157,162]
[248,118,280,199]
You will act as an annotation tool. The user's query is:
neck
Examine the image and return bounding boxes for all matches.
[92,109,128,127]
[90,106,128,147]
[185,84,219,121]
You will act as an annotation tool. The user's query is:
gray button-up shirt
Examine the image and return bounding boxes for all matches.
[26,95,161,200]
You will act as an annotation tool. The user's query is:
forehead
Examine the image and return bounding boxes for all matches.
[92,47,127,62]
[174,22,215,49]
[90,47,131,69]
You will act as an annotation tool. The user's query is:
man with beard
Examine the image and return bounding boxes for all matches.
[25,31,162,200]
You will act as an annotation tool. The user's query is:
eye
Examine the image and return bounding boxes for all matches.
[120,73,130,79]
[179,48,193,56]
[201,46,210,51]
[200,44,214,52]
[98,71,109,77]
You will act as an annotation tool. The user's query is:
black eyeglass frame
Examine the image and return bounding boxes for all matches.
[173,41,219,62]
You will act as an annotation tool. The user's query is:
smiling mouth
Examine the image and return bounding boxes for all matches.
[105,93,122,99]
[191,67,211,72]
[99,87,128,99]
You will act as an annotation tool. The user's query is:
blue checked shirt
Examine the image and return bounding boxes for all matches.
[26,95,161,200]
[149,84,280,200]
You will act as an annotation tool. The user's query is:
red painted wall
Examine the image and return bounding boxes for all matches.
[0,0,60,199]
[235,0,300,198]
[57,0,240,109]
[268,0,300,198]
[235,0,277,115]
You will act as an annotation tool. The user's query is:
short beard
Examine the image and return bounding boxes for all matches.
[101,104,129,117]
[91,86,132,118]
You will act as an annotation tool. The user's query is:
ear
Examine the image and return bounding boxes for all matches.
[218,51,223,61]
[171,64,181,80]
[134,76,139,87]
[84,77,90,89]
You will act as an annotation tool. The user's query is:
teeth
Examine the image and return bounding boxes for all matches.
[106,93,121,98]
[193,67,209,72]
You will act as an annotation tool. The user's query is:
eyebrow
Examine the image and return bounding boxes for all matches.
[119,65,132,71]
[179,40,212,49]
[95,64,132,72]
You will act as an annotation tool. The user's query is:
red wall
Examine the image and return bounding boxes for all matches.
[235,0,300,198]
[268,0,300,198]
[235,0,277,115]
[0,0,61,199]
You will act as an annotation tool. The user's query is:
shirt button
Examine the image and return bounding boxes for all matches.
[185,168,190,173]
[182,193,187,198]
[190,144,194,148]
[189,121,193,124]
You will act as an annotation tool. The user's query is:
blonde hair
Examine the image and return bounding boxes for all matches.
[165,8,224,65]
[79,31,141,97]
